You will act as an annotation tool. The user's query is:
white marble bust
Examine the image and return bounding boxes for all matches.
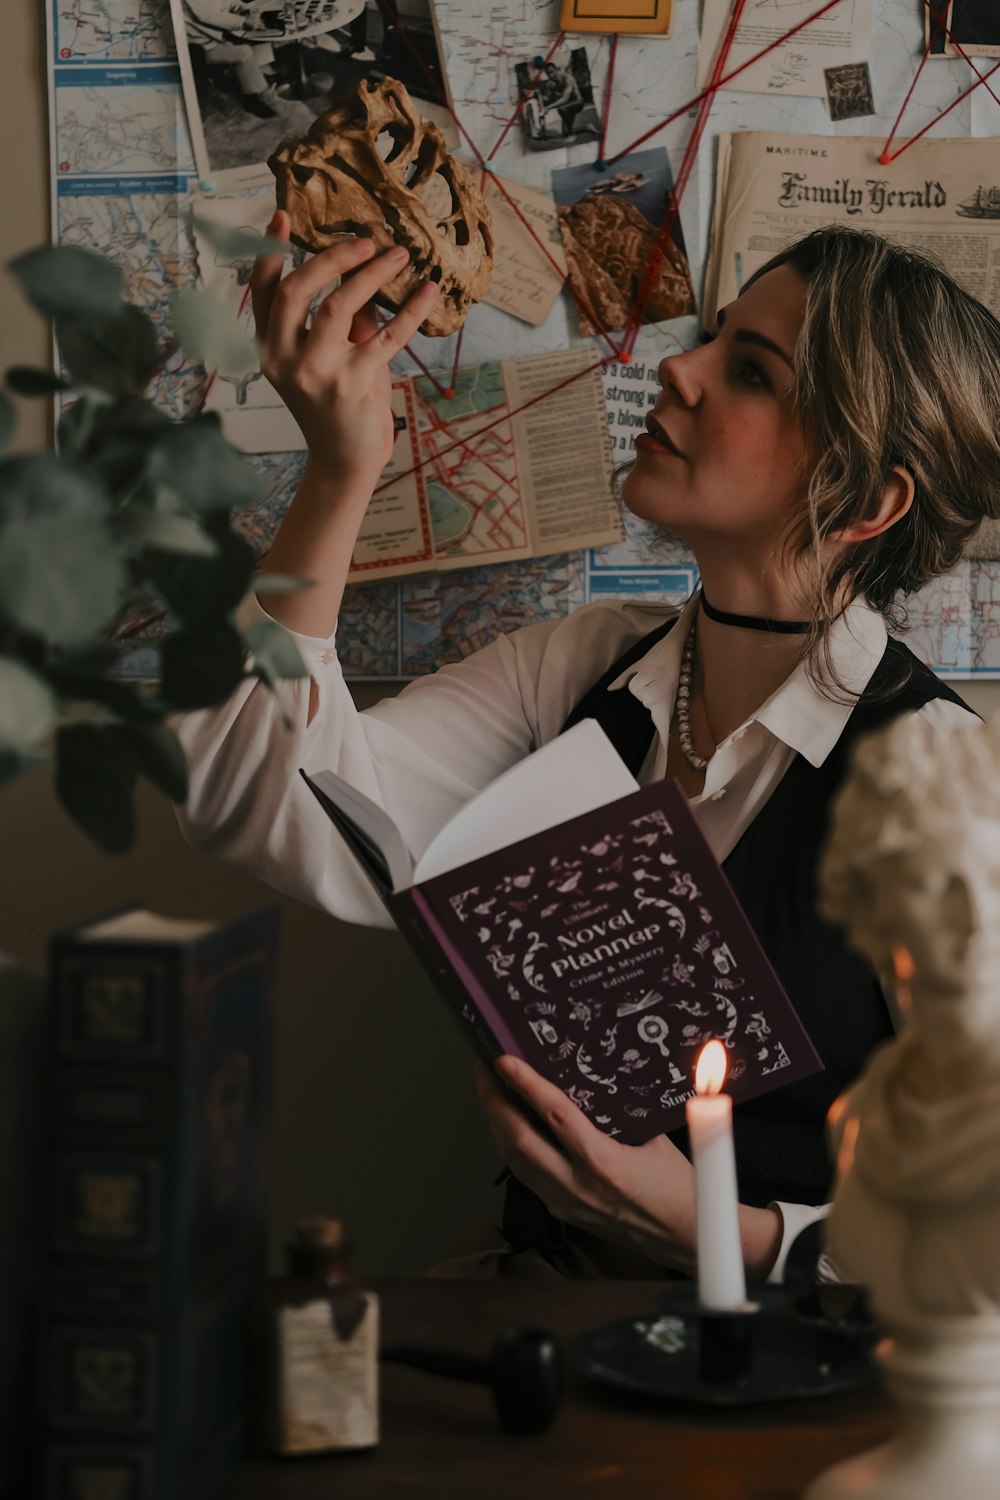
[806,711,1000,1500]
[819,709,1000,1325]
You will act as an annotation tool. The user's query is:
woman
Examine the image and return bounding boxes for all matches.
[175,220,1000,1281]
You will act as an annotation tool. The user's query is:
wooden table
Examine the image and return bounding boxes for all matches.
[223,1277,892,1500]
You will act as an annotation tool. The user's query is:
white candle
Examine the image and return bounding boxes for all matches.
[686,1040,746,1310]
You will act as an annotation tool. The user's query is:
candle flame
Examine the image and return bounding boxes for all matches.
[695,1039,727,1095]
[892,947,914,982]
[891,946,914,1022]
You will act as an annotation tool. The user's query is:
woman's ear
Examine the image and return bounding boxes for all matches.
[834,466,915,544]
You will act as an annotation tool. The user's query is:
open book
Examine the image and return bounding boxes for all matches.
[302,722,822,1145]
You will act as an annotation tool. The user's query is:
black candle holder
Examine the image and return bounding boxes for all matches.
[573,1282,878,1408]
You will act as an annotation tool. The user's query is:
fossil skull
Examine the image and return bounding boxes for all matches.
[268,77,493,337]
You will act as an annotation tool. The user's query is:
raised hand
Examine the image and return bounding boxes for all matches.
[250,211,440,480]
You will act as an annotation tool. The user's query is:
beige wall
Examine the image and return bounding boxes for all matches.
[0,5,500,1277]
[4,5,1000,1279]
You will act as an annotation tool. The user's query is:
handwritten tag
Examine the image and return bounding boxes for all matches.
[481,174,568,328]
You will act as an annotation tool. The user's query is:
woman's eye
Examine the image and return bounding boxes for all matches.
[739,359,768,390]
[697,328,716,347]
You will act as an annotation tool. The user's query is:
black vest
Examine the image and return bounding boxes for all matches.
[503,619,974,1259]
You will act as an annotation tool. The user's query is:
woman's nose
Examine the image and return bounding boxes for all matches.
[657,347,701,407]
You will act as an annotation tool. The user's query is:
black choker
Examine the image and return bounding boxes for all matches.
[699,592,813,635]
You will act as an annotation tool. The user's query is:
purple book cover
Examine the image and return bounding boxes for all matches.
[407,780,823,1145]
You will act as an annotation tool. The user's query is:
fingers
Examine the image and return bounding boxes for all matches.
[475,1064,574,1190]
[495,1055,589,1153]
[263,236,379,364]
[348,301,380,346]
[249,209,290,346]
[361,278,440,362]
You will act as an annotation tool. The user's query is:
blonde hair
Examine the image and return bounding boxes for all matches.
[747,227,1000,680]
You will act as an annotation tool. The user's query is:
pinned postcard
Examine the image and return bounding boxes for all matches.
[697,0,875,99]
[551,148,696,338]
[480,174,568,327]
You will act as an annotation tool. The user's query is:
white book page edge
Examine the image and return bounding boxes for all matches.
[413,719,639,883]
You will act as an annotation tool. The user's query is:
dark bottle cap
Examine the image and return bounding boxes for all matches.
[286,1216,353,1272]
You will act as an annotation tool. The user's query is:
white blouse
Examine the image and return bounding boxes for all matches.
[173,588,974,1279]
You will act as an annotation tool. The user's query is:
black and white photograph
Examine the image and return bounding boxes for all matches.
[171,0,457,184]
[514,47,601,153]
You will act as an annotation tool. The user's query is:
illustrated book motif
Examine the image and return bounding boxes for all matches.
[302,722,821,1145]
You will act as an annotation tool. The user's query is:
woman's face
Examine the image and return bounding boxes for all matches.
[622,264,811,568]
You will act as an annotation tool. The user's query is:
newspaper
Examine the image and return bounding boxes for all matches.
[705,131,1000,319]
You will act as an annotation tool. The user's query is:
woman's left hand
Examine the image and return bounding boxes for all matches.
[475,1054,698,1272]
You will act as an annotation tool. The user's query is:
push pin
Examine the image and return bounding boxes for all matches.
[595,159,609,172]
[443,387,456,399]
[199,178,216,193]
[878,152,892,166]
[532,55,546,70]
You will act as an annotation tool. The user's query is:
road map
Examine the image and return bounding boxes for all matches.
[45,0,1000,677]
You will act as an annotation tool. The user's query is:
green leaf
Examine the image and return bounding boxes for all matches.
[44,657,160,723]
[142,518,255,623]
[172,286,259,377]
[9,245,125,322]
[117,506,219,556]
[0,454,109,522]
[253,573,314,595]
[0,391,13,455]
[55,722,136,854]
[0,514,125,643]
[74,398,172,494]
[109,719,188,802]
[144,508,255,612]
[48,642,124,677]
[160,620,246,709]
[6,366,68,396]
[190,208,291,265]
[146,416,261,512]
[0,658,58,751]
[57,394,114,456]
[244,617,309,680]
[57,305,159,394]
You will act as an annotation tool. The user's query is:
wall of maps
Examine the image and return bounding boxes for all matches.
[47,0,1000,678]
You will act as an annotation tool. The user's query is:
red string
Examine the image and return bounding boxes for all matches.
[619,0,747,359]
[373,357,604,495]
[606,0,843,165]
[881,0,1000,163]
[597,35,618,162]
[485,169,622,359]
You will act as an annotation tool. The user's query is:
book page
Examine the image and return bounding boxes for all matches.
[83,910,217,942]
[502,347,621,555]
[414,719,637,882]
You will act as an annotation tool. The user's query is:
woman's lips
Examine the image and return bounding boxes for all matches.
[636,416,685,458]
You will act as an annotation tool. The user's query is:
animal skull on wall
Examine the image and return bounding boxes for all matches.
[269,77,494,337]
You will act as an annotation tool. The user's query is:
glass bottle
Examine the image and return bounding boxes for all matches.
[267,1215,378,1455]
